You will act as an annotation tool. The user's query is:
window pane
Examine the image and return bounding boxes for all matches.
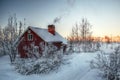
[28,34,33,41]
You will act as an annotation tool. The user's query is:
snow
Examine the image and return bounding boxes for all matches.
[30,26,67,44]
[100,43,120,53]
[0,52,102,80]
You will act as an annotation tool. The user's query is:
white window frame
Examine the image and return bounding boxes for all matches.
[28,34,33,41]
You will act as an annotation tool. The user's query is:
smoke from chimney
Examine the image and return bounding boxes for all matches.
[53,10,69,24]
[52,0,76,24]
[53,16,62,24]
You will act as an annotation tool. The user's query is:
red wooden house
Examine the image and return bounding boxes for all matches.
[15,24,67,58]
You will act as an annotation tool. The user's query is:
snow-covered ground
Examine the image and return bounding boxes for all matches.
[0,52,103,80]
[1,43,119,80]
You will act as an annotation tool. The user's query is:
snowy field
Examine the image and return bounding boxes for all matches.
[0,52,102,80]
[0,43,119,80]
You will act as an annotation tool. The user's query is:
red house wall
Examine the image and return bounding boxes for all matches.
[18,28,44,58]
[17,27,64,58]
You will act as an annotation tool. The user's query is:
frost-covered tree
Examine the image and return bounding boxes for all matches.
[79,18,93,52]
[0,26,3,47]
[90,46,120,80]
[0,26,4,56]
[80,18,92,42]
[2,14,18,63]
[19,21,22,36]
[68,23,80,52]
[1,14,25,63]
[0,26,2,36]
[67,18,93,52]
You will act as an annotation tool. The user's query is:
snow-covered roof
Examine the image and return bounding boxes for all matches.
[29,26,67,44]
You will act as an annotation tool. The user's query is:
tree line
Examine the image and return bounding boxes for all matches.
[67,18,101,52]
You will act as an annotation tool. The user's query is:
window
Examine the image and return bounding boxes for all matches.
[28,34,33,41]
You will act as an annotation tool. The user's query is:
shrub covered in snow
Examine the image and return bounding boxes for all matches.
[14,57,63,75]
[67,42,101,53]
[90,46,120,80]
[14,43,64,75]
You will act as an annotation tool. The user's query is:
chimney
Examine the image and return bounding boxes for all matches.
[48,24,55,35]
